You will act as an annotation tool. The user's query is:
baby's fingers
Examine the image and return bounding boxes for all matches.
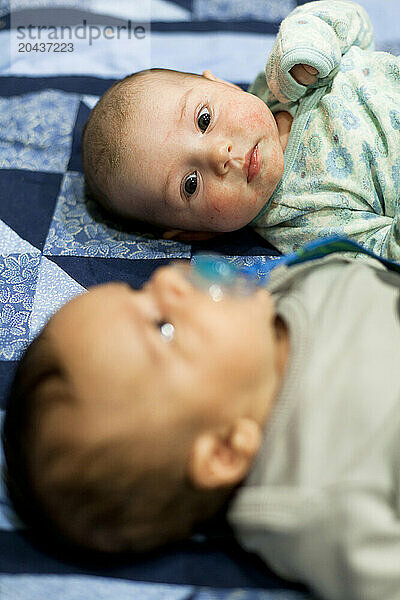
[290,64,318,86]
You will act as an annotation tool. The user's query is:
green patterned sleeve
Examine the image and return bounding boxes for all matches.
[265,0,375,104]
[257,191,400,261]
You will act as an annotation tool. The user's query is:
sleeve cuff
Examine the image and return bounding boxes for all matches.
[278,48,335,102]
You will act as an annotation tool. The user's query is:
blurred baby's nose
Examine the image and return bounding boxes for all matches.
[151,264,192,301]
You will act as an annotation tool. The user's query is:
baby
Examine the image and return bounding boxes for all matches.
[3,250,400,600]
[82,0,400,257]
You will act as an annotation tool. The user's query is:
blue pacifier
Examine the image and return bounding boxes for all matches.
[159,254,263,342]
[187,253,261,300]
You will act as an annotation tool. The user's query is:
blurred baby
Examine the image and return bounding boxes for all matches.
[4,250,400,600]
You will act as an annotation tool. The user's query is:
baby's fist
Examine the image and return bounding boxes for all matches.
[290,64,318,86]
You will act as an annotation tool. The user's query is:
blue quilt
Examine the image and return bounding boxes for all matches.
[0,1,397,598]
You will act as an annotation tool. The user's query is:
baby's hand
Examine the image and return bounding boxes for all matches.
[289,64,318,86]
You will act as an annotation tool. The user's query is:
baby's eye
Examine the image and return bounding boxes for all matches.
[197,107,211,132]
[183,172,197,197]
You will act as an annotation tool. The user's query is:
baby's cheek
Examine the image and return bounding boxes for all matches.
[238,96,272,133]
[232,107,264,134]
[206,186,259,228]
[247,111,269,133]
[208,186,236,215]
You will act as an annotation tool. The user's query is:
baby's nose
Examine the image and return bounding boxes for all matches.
[209,141,232,175]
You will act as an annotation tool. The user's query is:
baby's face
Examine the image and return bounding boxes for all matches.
[44,265,282,469]
[116,73,285,232]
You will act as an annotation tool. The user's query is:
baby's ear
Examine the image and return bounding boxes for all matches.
[202,70,243,91]
[188,418,262,489]
[162,229,223,242]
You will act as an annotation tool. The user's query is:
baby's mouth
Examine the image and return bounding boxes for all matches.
[244,143,261,183]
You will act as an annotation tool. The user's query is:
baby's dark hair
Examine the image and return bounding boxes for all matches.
[2,327,234,555]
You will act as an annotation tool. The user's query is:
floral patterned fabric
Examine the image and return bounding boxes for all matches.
[0,91,80,172]
[0,252,39,360]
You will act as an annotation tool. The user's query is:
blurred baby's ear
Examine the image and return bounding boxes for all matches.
[162,229,223,242]
[188,418,262,489]
[202,70,243,91]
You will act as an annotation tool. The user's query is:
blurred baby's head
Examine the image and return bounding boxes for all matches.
[82,68,284,234]
[2,265,284,554]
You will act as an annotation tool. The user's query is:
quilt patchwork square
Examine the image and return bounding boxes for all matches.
[0,251,40,360]
[0,90,80,172]
[0,169,62,252]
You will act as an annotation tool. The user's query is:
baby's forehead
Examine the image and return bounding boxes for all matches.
[53,278,150,341]
[47,282,136,358]
[44,284,145,400]
[60,281,132,314]
[119,69,200,100]
[123,70,204,115]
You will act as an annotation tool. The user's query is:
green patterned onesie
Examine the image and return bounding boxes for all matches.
[250,0,400,259]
